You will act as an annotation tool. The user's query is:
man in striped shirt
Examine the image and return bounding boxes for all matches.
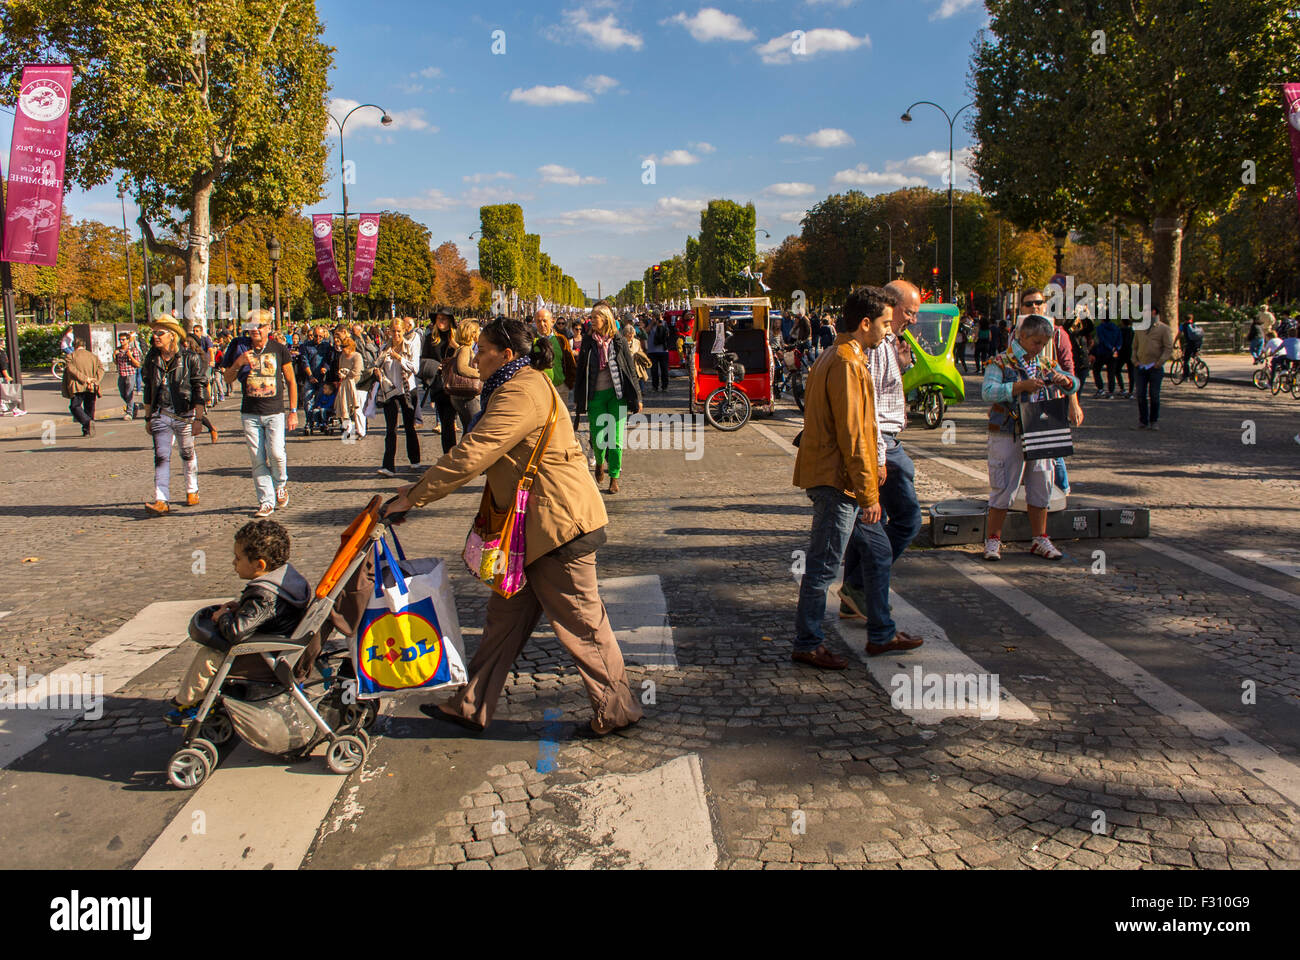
[839,279,925,653]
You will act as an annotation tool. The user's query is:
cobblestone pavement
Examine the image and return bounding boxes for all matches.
[1,368,1299,870]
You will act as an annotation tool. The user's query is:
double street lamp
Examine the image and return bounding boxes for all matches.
[902,99,975,304]
[328,103,393,319]
[875,220,908,284]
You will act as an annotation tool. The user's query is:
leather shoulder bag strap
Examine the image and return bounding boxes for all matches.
[518,390,559,493]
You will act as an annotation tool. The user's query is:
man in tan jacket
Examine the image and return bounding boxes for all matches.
[792,286,916,669]
[1132,303,1174,430]
[63,338,104,437]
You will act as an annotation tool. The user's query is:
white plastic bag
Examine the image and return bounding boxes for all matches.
[352,532,467,699]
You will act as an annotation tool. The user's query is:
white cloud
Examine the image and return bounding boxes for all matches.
[552,6,644,51]
[691,141,716,154]
[462,171,515,184]
[508,85,594,106]
[777,209,811,224]
[931,0,980,20]
[886,147,975,187]
[373,188,457,211]
[655,196,705,228]
[415,66,442,79]
[584,74,620,94]
[548,208,652,233]
[764,182,816,196]
[654,148,699,166]
[663,8,755,43]
[755,28,870,65]
[373,185,531,210]
[779,127,854,148]
[396,82,426,95]
[329,98,432,134]
[831,164,927,188]
[539,163,605,186]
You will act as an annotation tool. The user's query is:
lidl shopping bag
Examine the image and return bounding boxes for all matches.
[353,533,467,698]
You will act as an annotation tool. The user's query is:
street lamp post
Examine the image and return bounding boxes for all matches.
[120,188,136,325]
[902,99,975,304]
[875,220,908,284]
[328,103,393,320]
[1010,267,1022,322]
[894,256,905,281]
[1053,229,1068,275]
[267,235,282,329]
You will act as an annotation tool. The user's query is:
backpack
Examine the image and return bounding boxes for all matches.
[1184,322,1203,345]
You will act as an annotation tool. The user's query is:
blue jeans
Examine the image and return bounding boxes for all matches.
[795,486,887,652]
[241,413,287,506]
[1134,365,1163,426]
[843,437,922,644]
[1053,457,1069,493]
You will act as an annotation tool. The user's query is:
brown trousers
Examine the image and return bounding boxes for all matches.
[445,551,642,733]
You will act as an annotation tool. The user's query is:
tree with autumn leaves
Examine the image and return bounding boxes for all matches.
[0,0,333,326]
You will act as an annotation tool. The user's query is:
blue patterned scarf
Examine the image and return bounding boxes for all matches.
[470,356,531,430]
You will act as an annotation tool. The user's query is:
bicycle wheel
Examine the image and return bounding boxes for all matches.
[1253,368,1270,390]
[704,386,751,431]
[1272,372,1286,395]
[1192,358,1209,389]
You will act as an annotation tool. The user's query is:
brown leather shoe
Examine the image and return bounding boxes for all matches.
[208,426,218,444]
[186,493,200,507]
[145,500,169,516]
[418,703,485,733]
[866,631,925,656]
[791,644,848,670]
[608,477,620,494]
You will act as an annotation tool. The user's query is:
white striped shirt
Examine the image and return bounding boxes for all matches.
[867,333,907,465]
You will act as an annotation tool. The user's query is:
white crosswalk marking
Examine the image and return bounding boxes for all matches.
[1226,549,1300,582]
[840,589,1038,724]
[950,558,1300,808]
[134,744,354,870]
[1139,540,1300,609]
[0,599,224,770]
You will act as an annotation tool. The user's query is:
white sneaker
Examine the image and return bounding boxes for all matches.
[377,467,397,478]
[1031,536,1063,560]
[1294,434,1300,445]
[410,463,425,471]
[983,537,1002,561]
[254,503,274,518]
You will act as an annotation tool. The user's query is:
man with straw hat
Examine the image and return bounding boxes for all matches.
[142,316,208,515]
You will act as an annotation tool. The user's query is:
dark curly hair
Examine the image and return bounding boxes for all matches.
[480,316,553,373]
[235,519,291,570]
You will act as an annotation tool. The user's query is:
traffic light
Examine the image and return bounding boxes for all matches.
[652,264,662,279]
[931,266,940,278]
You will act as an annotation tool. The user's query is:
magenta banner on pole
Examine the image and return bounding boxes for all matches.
[312,214,344,295]
[1284,84,1300,222]
[351,213,380,295]
[3,64,74,266]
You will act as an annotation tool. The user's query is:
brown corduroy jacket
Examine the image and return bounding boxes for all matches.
[408,366,607,566]
[793,333,880,508]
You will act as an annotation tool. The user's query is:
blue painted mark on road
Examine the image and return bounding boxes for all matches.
[536,707,563,773]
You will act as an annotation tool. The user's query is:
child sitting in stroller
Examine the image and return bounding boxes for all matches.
[165,520,310,725]
[308,381,338,433]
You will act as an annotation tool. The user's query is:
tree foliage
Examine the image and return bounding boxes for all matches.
[0,0,334,323]
[698,200,756,295]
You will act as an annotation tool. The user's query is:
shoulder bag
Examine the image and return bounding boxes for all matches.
[462,391,558,598]
[441,348,482,398]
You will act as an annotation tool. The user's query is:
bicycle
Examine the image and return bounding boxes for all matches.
[1167,351,1209,388]
[50,356,66,379]
[704,351,751,431]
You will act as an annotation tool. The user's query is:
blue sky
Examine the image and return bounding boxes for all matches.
[29,0,989,298]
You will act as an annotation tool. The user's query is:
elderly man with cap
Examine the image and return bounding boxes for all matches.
[142,317,208,515]
[223,309,298,518]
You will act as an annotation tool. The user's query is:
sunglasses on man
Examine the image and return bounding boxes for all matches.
[1023,299,1045,307]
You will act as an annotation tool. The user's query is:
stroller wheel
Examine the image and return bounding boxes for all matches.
[326,734,367,775]
[167,747,212,790]
[189,737,219,769]
[198,710,234,745]
[344,700,380,731]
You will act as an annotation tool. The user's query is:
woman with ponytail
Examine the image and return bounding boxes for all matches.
[384,317,642,737]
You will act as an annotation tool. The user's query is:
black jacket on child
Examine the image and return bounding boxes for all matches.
[191,564,311,653]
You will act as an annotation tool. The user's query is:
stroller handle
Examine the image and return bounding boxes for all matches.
[316,496,384,598]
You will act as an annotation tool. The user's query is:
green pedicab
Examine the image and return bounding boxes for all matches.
[901,303,966,429]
